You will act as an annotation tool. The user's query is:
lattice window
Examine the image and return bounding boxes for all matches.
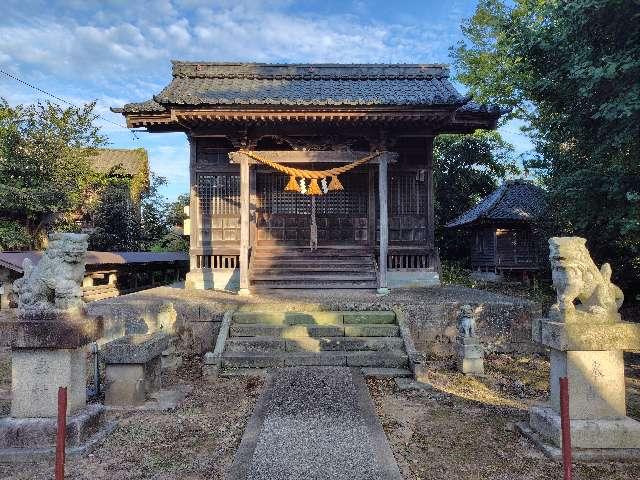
[257,173,367,215]
[389,172,426,215]
[198,175,240,215]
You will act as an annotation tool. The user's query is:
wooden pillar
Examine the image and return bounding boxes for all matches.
[378,155,389,294]
[239,154,251,295]
[425,137,435,250]
[188,135,199,271]
[367,166,376,247]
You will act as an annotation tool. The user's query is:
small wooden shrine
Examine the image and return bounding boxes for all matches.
[446,179,547,275]
[114,62,504,292]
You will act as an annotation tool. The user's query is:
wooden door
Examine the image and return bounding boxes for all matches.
[256,172,368,245]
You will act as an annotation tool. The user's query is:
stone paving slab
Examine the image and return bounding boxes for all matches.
[226,366,402,480]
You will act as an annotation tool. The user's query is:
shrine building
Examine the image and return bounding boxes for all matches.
[114,62,504,294]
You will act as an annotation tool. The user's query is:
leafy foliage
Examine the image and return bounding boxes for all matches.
[434,130,519,261]
[452,0,640,294]
[89,183,141,251]
[0,220,30,250]
[0,99,106,248]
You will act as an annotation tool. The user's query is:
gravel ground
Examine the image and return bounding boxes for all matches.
[370,353,640,480]
[0,357,263,480]
[235,367,400,480]
[2,354,640,479]
[116,284,533,310]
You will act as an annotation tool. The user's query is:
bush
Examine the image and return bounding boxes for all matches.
[0,220,30,250]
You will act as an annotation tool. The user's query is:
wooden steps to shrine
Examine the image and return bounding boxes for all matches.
[250,246,378,289]
[221,311,411,376]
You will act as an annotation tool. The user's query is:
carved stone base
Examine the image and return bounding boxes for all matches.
[0,404,116,462]
[530,405,640,449]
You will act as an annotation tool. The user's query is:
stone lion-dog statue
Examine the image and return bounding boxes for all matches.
[549,237,624,323]
[14,233,88,316]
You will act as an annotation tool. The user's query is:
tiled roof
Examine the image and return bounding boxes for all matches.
[89,148,148,176]
[115,62,499,113]
[0,251,188,274]
[446,180,547,228]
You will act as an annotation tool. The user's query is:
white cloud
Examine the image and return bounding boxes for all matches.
[0,0,464,199]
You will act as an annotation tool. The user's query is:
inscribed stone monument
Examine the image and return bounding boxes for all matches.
[528,236,640,454]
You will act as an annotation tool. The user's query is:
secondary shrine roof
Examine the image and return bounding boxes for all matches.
[113,62,506,131]
[446,180,547,228]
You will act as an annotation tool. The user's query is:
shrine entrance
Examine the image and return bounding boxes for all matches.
[256,170,370,246]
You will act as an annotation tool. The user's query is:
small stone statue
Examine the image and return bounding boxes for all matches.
[548,237,624,323]
[455,304,484,375]
[13,233,88,317]
[457,304,477,339]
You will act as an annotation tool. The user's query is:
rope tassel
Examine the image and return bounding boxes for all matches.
[307,178,322,195]
[284,175,300,192]
[328,175,344,191]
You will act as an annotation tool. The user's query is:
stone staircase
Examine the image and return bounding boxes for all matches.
[221,310,411,377]
[250,246,377,289]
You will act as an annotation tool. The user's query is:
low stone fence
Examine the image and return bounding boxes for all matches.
[85,286,541,358]
[399,301,542,358]
[86,291,235,355]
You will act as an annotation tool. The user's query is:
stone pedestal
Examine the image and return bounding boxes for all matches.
[11,348,87,418]
[102,332,169,407]
[528,318,640,452]
[456,337,484,375]
[0,312,115,461]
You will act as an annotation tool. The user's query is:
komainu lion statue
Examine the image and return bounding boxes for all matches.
[549,237,624,323]
[14,233,88,316]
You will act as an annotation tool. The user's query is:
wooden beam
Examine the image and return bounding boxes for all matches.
[229,150,398,165]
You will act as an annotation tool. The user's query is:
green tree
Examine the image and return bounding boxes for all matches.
[452,0,640,293]
[434,130,519,261]
[139,173,171,251]
[166,193,189,228]
[89,183,141,251]
[0,99,106,248]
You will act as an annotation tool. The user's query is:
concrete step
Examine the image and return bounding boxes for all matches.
[229,323,400,338]
[222,351,409,369]
[233,311,345,325]
[226,336,404,353]
[343,311,396,324]
[361,367,413,378]
[232,311,396,325]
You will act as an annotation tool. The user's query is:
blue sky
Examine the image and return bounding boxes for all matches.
[0,0,532,200]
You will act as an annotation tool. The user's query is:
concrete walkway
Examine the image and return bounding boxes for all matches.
[226,367,403,480]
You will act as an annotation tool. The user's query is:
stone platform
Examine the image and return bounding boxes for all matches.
[227,367,402,480]
[0,404,117,462]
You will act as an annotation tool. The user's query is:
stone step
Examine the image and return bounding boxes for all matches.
[361,367,413,378]
[226,336,404,353]
[229,324,400,338]
[221,350,409,369]
[232,311,396,325]
[233,311,345,325]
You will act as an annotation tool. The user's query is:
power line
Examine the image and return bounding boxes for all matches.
[0,68,139,140]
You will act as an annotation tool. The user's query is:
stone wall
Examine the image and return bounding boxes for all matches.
[400,301,542,358]
[86,292,234,355]
[86,286,541,358]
